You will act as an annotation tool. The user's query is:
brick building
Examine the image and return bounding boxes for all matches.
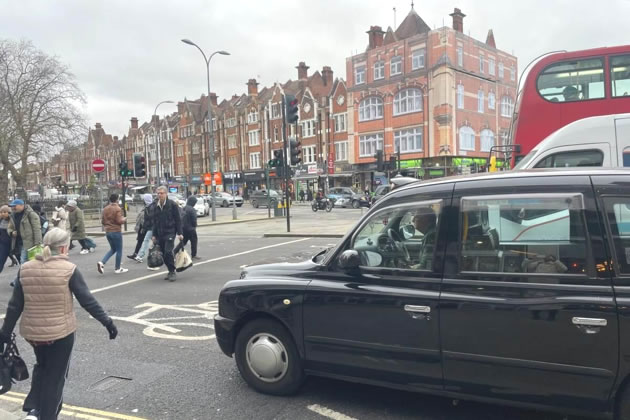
[346,6,517,189]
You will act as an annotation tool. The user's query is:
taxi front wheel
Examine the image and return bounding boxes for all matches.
[234,318,305,395]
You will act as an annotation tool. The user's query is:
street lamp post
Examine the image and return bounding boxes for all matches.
[181,39,230,222]
[154,100,174,187]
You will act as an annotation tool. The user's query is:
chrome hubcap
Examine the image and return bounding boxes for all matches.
[246,333,288,383]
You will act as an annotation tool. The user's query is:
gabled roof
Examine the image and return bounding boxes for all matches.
[395,8,431,39]
[384,26,397,44]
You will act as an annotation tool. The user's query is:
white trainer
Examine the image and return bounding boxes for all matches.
[114,267,129,274]
[80,249,89,255]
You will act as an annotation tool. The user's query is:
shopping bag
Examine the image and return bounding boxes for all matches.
[27,244,44,261]
[0,351,11,395]
[5,334,28,382]
[147,244,164,268]
[175,249,193,272]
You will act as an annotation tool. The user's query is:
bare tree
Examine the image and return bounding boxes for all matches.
[0,39,86,200]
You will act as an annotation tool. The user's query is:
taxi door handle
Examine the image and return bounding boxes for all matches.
[572,317,607,327]
[404,305,431,314]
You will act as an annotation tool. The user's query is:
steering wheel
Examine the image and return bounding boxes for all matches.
[387,228,411,262]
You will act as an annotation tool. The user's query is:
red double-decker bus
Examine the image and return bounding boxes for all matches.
[510,45,630,165]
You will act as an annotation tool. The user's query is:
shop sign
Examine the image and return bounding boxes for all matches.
[428,168,445,177]
[307,165,318,174]
[399,159,423,169]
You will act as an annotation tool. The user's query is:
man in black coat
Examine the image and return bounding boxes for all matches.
[174,196,200,260]
[150,186,183,281]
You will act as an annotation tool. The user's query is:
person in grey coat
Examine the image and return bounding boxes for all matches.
[67,201,94,255]
[174,195,200,260]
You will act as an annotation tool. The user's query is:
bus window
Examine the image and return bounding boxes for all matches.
[611,55,630,97]
[537,58,605,102]
[534,149,603,168]
[623,147,630,167]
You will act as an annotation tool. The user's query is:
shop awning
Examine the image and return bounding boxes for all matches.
[130,185,149,190]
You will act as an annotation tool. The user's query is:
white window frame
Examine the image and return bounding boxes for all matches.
[303,145,317,164]
[192,142,200,154]
[302,120,315,138]
[489,57,495,76]
[334,113,347,133]
[374,61,385,80]
[176,145,184,157]
[271,103,282,119]
[498,62,504,78]
[193,161,201,174]
[228,135,237,149]
[477,89,485,113]
[391,56,402,76]
[229,156,238,171]
[394,127,423,153]
[359,133,384,157]
[249,152,261,169]
[459,126,475,151]
[479,54,484,73]
[501,96,514,117]
[457,46,463,66]
[412,49,425,70]
[488,92,496,110]
[355,65,366,84]
[334,141,348,161]
[247,111,258,124]
[394,88,423,116]
[457,84,464,109]
[510,65,516,81]
[177,162,184,175]
[359,97,384,122]
[248,130,260,146]
[480,129,495,152]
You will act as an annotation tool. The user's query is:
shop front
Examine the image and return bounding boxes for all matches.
[223,172,243,195]
[243,170,266,200]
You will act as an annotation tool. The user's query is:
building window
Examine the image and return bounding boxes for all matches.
[271,103,282,119]
[177,162,184,175]
[510,65,516,81]
[394,88,423,115]
[303,145,317,164]
[333,113,347,132]
[179,125,193,138]
[355,65,366,84]
[488,92,496,109]
[500,132,508,146]
[459,126,475,151]
[480,129,495,152]
[274,127,280,143]
[302,120,315,138]
[359,97,383,121]
[390,56,402,76]
[374,61,385,80]
[335,141,348,161]
[457,84,464,109]
[193,161,201,174]
[229,156,238,171]
[489,57,495,76]
[247,111,258,124]
[479,54,484,73]
[412,49,425,70]
[192,141,200,154]
[248,130,260,146]
[249,152,261,169]
[228,135,237,149]
[501,96,514,117]
[359,133,384,157]
[457,46,463,66]
[498,62,504,78]
[477,89,485,113]
[177,145,184,157]
[394,127,423,153]
[226,117,237,128]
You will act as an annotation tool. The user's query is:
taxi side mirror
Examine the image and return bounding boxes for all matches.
[338,249,361,270]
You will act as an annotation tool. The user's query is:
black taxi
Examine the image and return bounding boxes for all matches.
[215,169,630,419]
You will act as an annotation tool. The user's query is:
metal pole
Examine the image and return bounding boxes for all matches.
[206,58,217,221]
[98,172,104,232]
[282,94,290,232]
[231,174,236,220]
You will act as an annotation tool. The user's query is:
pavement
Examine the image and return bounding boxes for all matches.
[0,209,586,420]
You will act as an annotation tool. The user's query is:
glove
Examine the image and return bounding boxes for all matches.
[105,321,118,340]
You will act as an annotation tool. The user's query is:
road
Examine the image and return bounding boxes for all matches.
[0,209,587,420]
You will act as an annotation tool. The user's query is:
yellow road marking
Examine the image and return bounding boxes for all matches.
[2,392,147,420]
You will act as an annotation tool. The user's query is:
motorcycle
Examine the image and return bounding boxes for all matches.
[312,198,334,212]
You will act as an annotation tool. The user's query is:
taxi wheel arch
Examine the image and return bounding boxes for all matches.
[616,375,630,419]
[234,316,305,395]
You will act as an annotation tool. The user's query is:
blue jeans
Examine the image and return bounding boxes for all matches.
[20,248,27,263]
[137,230,152,259]
[102,232,123,270]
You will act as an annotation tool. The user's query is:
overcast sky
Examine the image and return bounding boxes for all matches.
[2,0,629,137]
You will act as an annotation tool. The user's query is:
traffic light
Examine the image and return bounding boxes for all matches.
[389,155,397,171]
[489,156,497,172]
[270,149,283,168]
[374,150,384,171]
[289,140,302,165]
[285,94,299,124]
[133,153,146,177]
[119,161,133,177]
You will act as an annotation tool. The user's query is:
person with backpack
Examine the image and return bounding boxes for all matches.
[174,196,201,261]
[67,201,94,255]
[128,193,154,263]
[31,203,49,237]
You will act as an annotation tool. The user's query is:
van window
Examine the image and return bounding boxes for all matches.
[534,149,603,168]
[602,197,630,274]
[460,194,588,275]
[537,58,605,102]
[611,55,630,98]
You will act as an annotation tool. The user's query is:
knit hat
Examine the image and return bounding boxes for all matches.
[66,200,77,208]
[143,193,153,206]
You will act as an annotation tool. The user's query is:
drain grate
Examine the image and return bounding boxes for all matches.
[89,376,132,392]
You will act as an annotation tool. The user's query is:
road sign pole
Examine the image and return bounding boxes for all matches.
[282,95,290,233]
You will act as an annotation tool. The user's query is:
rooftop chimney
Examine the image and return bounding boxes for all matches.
[95,123,102,130]
[114,136,118,141]
[322,66,333,86]
[450,8,465,33]
[366,26,385,49]
[130,117,138,129]
[209,93,218,106]
[247,79,259,96]
[296,62,309,80]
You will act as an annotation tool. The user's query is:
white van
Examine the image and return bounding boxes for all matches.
[514,113,630,169]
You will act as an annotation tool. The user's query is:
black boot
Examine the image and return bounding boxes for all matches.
[127,253,137,260]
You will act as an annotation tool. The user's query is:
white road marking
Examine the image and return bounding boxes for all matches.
[307,404,358,420]
[90,238,311,294]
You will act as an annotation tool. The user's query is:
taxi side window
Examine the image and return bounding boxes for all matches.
[352,201,442,270]
[460,194,588,274]
[602,197,630,274]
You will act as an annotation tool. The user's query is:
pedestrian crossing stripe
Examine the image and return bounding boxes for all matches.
[1,391,147,420]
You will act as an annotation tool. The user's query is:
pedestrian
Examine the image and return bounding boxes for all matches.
[127,193,154,264]
[8,199,43,265]
[97,194,128,274]
[174,196,200,261]
[299,189,305,203]
[51,201,68,230]
[150,186,183,282]
[0,227,118,420]
[66,201,94,255]
[31,203,49,237]
[307,189,313,202]
[0,205,11,274]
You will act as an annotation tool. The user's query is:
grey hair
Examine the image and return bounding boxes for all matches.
[156,186,168,193]
[40,227,71,261]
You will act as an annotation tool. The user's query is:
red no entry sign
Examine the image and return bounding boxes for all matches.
[92,159,106,173]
